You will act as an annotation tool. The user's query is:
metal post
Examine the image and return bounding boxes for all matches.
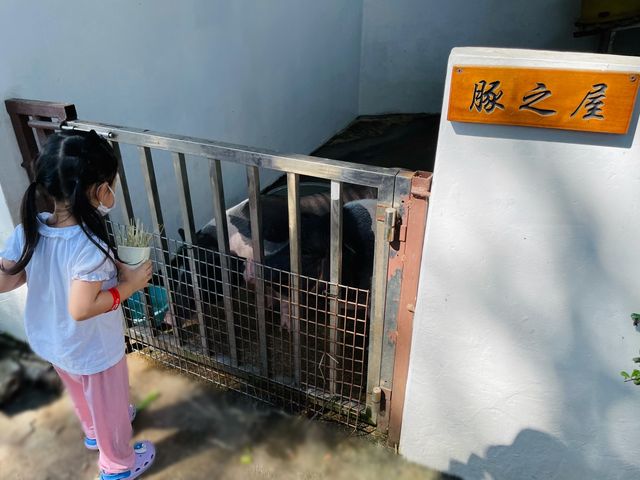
[209,159,239,367]
[366,177,396,422]
[376,172,412,433]
[139,147,201,350]
[380,174,412,391]
[329,181,343,396]
[287,173,302,385]
[110,142,134,225]
[172,152,209,351]
[246,166,269,376]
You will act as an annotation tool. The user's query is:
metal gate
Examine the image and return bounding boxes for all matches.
[6,99,431,444]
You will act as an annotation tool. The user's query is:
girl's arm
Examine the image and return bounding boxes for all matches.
[68,260,152,321]
[0,259,26,293]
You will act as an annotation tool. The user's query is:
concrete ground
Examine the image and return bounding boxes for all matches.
[0,353,456,480]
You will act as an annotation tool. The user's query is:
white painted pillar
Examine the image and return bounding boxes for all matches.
[401,48,640,479]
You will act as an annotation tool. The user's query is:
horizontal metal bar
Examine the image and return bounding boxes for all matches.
[33,117,50,150]
[63,119,403,187]
[27,119,60,130]
[61,124,114,138]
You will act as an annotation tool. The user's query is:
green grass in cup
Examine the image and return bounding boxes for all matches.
[116,219,153,248]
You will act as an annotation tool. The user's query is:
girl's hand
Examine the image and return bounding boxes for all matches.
[118,261,153,293]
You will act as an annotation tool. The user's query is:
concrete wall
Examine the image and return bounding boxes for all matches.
[400,47,640,479]
[0,0,364,339]
[0,183,27,340]
[0,0,364,238]
[359,0,597,114]
[614,29,640,57]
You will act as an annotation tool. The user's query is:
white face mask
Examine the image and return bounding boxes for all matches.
[97,185,116,216]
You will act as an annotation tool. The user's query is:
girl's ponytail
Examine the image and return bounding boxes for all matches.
[2,182,40,275]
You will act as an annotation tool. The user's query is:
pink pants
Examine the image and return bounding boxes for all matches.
[53,355,135,473]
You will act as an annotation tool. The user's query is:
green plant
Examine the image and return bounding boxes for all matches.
[621,313,640,385]
[621,369,640,385]
[115,219,153,248]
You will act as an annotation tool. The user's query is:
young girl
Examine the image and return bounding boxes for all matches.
[0,130,156,479]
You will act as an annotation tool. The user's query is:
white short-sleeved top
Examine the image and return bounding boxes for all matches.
[0,213,125,374]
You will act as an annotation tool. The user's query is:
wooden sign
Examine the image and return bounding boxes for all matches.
[447,66,639,134]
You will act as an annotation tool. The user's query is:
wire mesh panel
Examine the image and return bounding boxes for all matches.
[122,228,370,427]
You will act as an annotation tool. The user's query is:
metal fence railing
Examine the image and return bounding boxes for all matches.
[5,98,431,438]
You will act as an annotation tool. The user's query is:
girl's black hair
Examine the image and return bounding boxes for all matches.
[3,130,119,275]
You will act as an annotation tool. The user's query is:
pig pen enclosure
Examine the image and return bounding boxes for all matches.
[5,99,431,444]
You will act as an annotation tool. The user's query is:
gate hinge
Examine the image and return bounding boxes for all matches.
[378,206,407,243]
[372,386,392,433]
[378,206,400,243]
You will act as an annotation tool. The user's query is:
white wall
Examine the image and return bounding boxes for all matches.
[401,47,640,479]
[0,0,363,241]
[0,0,364,338]
[0,183,27,340]
[359,0,597,114]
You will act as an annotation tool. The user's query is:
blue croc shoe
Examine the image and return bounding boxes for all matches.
[99,441,155,479]
[85,404,137,451]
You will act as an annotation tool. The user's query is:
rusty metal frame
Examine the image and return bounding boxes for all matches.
[385,172,432,446]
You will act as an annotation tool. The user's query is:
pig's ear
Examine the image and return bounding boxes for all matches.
[178,228,185,241]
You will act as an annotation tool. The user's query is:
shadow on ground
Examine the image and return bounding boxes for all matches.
[0,353,456,479]
[448,428,640,480]
[0,334,61,416]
